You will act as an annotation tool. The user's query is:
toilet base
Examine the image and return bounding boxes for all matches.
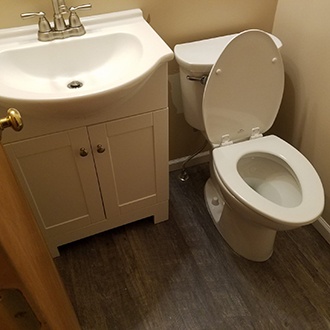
[204,178,276,262]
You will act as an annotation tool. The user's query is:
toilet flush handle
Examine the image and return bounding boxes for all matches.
[186,75,208,85]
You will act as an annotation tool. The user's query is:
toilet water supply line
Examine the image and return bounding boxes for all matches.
[178,139,208,182]
[178,74,209,181]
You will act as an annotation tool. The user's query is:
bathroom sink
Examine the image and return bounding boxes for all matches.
[0,9,173,115]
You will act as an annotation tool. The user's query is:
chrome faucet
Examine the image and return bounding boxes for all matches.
[21,1,91,41]
[54,0,69,14]
[51,0,69,31]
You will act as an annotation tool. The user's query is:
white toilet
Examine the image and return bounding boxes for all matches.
[174,30,324,261]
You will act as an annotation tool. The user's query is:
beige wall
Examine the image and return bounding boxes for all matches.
[0,0,277,160]
[272,1,330,225]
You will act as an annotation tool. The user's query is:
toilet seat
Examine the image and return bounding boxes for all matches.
[202,30,284,146]
[213,135,324,225]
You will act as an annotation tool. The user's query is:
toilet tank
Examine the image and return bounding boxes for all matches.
[174,32,282,131]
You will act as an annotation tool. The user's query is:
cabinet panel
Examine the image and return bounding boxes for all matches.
[4,129,105,240]
[153,109,169,202]
[89,111,168,218]
[107,114,156,206]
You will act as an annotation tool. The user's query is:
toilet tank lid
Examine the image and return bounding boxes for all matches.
[174,32,282,73]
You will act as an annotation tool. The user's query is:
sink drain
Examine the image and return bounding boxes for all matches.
[67,81,83,89]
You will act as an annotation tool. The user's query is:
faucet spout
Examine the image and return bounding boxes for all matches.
[51,0,68,31]
[51,0,68,15]
[58,0,69,14]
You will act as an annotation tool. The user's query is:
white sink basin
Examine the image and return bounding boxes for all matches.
[0,9,173,115]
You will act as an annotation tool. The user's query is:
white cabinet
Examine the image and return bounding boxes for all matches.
[5,109,168,256]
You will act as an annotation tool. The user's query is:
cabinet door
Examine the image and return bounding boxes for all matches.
[88,110,169,221]
[4,128,105,247]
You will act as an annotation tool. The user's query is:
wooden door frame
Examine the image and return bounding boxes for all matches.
[0,143,80,329]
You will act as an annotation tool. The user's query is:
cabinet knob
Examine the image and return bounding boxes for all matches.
[79,147,88,157]
[96,144,105,153]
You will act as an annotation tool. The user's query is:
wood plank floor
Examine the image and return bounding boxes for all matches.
[55,163,330,330]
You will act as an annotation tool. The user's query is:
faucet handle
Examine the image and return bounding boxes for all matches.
[69,4,92,12]
[69,4,92,28]
[20,12,51,32]
[21,11,45,19]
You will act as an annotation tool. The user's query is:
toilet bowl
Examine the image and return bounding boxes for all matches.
[174,29,324,261]
[206,135,324,261]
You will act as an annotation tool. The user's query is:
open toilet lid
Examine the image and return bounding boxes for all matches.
[202,30,285,146]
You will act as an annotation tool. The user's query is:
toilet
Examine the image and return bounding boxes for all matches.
[174,29,324,261]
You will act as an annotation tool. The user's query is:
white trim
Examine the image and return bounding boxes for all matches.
[313,217,330,244]
[169,151,210,172]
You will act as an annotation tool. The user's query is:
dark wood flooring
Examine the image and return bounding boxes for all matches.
[55,163,330,330]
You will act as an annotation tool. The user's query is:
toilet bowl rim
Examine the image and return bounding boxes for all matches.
[212,135,324,225]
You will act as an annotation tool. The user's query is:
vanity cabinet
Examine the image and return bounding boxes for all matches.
[4,109,168,257]
[0,6,174,258]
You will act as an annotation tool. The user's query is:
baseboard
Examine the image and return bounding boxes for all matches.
[313,217,330,244]
[169,151,210,172]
